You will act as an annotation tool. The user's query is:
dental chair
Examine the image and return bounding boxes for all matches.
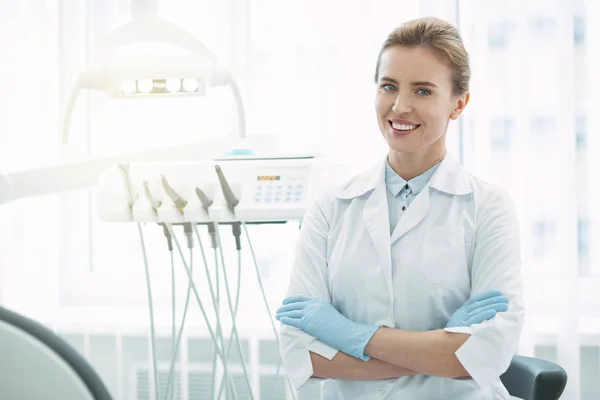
[0,306,113,400]
[501,355,567,400]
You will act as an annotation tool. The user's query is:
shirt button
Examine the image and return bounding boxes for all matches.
[402,206,406,211]
[405,184,409,189]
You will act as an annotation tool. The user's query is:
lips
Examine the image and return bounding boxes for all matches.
[389,120,420,133]
[389,119,419,126]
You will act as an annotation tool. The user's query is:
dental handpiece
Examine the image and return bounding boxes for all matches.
[161,175,188,211]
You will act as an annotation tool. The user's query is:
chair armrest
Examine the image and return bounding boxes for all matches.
[500,355,567,400]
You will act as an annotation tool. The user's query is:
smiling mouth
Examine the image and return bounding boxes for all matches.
[389,121,420,133]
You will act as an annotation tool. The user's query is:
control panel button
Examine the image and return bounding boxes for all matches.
[254,175,307,204]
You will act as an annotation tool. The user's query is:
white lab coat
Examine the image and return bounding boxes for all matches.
[279,154,525,400]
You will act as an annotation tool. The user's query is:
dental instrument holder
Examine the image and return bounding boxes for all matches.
[96,155,319,225]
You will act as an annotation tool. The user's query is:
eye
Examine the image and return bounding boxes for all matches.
[380,83,396,92]
[416,88,432,96]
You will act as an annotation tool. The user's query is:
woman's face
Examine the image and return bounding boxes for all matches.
[375,45,469,159]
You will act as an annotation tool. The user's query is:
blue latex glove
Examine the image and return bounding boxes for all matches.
[446,290,509,328]
[276,296,379,361]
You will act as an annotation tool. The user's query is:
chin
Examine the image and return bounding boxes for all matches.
[385,137,420,155]
[388,146,419,155]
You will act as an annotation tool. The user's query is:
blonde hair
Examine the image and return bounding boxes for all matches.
[374,17,470,95]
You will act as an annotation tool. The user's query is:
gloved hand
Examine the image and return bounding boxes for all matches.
[446,290,509,328]
[276,296,378,361]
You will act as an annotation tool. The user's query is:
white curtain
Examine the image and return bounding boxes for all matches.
[0,0,597,398]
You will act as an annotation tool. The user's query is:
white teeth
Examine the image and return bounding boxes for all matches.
[392,122,418,131]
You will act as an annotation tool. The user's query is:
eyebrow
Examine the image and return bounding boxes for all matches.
[379,76,439,88]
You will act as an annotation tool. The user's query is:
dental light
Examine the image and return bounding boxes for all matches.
[61,0,246,144]
[0,0,253,205]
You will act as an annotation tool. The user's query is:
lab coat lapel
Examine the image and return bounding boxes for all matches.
[390,187,431,245]
[363,183,393,303]
[363,184,393,300]
[334,157,398,306]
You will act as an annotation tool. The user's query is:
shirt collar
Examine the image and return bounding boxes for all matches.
[335,152,474,199]
[385,159,440,197]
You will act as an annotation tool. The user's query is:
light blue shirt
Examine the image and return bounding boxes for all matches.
[385,159,441,235]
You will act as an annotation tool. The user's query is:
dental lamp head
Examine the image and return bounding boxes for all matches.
[61,2,246,144]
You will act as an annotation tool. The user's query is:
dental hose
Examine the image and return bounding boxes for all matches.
[119,164,161,400]
[211,249,221,400]
[137,223,161,400]
[191,224,237,399]
[213,226,255,399]
[163,247,194,400]
[215,247,244,400]
[170,249,176,400]
[164,223,237,399]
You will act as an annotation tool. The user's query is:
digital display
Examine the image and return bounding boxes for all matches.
[257,175,280,181]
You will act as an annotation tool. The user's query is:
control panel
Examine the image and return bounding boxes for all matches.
[254,173,306,204]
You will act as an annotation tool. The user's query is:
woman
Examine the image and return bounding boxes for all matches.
[276,17,524,400]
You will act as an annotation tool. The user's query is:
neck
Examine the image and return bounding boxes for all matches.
[387,149,446,181]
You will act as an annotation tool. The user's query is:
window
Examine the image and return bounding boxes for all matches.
[529,116,556,150]
[578,219,590,275]
[574,15,585,44]
[488,21,514,50]
[528,17,556,41]
[576,115,586,149]
[489,117,515,151]
[531,219,556,258]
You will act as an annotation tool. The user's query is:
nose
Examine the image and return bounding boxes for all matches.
[392,92,412,114]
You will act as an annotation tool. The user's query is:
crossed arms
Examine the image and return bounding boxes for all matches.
[310,329,470,380]
[278,190,525,389]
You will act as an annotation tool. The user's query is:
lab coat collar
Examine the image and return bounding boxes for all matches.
[335,152,473,200]
[428,153,474,196]
[335,159,385,200]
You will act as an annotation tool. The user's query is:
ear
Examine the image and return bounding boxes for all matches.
[450,92,470,120]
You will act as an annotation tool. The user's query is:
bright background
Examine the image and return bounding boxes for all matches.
[0,0,598,399]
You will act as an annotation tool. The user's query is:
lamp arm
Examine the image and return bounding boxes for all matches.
[92,16,218,67]
[61,76,84,144]
[229,81,247,139]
